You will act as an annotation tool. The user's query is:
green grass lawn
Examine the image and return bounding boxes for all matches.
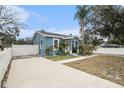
[45,55,78,61]
[64,55,124,86]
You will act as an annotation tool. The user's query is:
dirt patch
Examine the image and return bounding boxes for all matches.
[64,55,124,86]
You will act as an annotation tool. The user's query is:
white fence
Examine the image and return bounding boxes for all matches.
[0,48,12,85]
[12,45,39,57]
[94,47,124,55]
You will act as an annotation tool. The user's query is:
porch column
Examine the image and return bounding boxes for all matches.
[70,40,72,54]
[77,42,79,54]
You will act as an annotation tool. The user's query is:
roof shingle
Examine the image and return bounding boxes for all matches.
[38,29,70,38]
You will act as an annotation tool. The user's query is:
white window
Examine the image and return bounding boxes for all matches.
[53,39,59,49]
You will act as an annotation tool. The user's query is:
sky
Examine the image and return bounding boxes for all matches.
[15,5,80,39]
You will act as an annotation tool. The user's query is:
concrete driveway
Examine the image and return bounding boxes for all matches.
[6,57,123,88]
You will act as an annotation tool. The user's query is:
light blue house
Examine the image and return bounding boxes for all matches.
[33,29,81,56]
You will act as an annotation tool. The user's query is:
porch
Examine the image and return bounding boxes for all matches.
[64,37,80,55]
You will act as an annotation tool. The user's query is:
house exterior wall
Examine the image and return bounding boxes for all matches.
[44,37,55,56]
[34,34,60,56]
[33,34,41,45]
[45,37,53,48]
[33,33,80,56]
[33,33,45,56]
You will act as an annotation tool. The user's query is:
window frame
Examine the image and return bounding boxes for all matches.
[53,38,59,50]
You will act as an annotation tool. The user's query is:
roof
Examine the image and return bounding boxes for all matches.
[38,30,70,38]
[33,29,81,40]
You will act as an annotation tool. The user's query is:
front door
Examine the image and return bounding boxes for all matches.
[72,40,77,53]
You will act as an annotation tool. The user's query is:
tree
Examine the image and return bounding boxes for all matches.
[91,37,103,47]
[74,5,91,44]
[87,5,124,46]
[0,5,26,50]
[14,38,33,45]
[0,6,22,35]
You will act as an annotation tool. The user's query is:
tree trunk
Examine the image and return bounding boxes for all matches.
[80,20,84,45]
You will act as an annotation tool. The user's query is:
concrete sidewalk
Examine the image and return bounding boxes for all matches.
[6,57,123,88]
[56,54,98,64]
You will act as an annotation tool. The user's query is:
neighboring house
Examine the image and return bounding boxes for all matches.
[32,29,81,56]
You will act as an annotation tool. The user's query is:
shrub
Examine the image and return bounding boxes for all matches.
[45,46,53,56]
[63,51,70,55]
[79,44,95,55]
[59,41,69,55]
[0,45,4,51]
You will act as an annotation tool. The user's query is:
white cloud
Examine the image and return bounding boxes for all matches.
[7,6,48,39]
[31,12,48,23]
[17,29,35,39]
[7,6,29,23]
[7,6,48,23]
[18,27,80,39]
[6,6,78,38]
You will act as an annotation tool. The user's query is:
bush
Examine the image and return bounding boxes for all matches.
[59,41,69,55]
[45,46,53,56]
[79,44,95,55]
[63,51,70,55]
[0,45,4,51]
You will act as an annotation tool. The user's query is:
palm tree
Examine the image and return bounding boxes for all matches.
[74,5,91,44]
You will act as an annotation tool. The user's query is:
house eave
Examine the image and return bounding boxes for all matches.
[38,31,68,39]
[33,31,81,40]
